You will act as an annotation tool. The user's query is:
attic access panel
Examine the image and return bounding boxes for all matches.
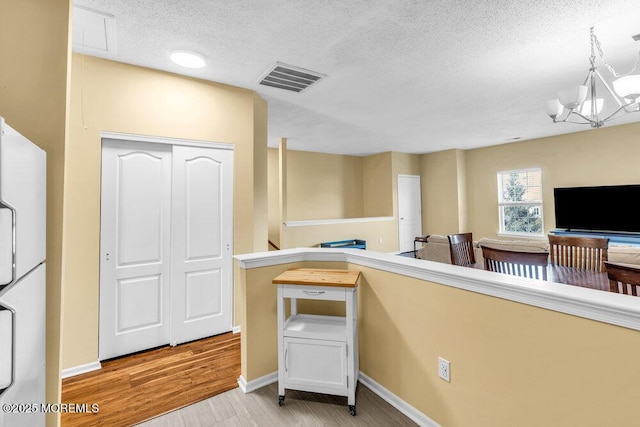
[258,62,326,93]
[72,5,117,56]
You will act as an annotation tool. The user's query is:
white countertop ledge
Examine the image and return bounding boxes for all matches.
[235,248,640,332]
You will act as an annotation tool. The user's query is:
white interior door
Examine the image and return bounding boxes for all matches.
[397,175,422,253]
[100,140,172,360]
[170,146,233,345]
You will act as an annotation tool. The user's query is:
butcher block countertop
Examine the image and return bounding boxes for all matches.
[272,268,360,288]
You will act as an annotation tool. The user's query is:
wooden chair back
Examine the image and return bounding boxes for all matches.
[604,262,640,296]
[448,233,476,267]
[548,235,609,272]
[481,246,549,280]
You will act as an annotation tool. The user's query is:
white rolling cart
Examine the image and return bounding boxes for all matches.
[273,268,360,416]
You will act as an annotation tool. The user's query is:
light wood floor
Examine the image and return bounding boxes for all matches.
[62,331,416,426]
[135,382,418,426]
[61,332,240,427]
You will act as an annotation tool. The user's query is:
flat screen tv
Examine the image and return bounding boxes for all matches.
[554,184,640,233]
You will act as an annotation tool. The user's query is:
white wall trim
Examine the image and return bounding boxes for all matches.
[237,372,278,393]
[101,131,234,150]
[61,361,102,379]
[358,372,439,427]
[234,248,640,332]
[232,325,241,334]
[284,216,393,227]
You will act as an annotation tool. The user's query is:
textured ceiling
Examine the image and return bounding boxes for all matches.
[72,0,640,155]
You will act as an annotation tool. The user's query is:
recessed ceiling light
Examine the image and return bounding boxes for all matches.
[170,50,206,68]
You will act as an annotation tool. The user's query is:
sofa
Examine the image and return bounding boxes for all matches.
[608,245,640,266]
[416,234,640,268]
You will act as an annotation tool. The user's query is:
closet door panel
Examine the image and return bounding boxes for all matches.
[171,146,233,345]
[184,269,222,320]
[185,158,221,260]
[99,140,172,360]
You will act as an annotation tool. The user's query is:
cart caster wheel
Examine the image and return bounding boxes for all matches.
[278,395,285,406]
[349,405,356,416]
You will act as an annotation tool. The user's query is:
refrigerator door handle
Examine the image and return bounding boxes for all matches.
[0,203,16,287]
[0,309,12,390]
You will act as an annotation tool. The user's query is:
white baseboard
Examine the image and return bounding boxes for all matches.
[237,372,278,394]
[237,370,436,426]
[61,361,102,379]
[232,325,241,334]
[358,371,439,427]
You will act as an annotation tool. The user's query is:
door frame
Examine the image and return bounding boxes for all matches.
[98,131,234,360]
[101,131,234,151]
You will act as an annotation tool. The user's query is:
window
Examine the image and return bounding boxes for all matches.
[497,168,543,236]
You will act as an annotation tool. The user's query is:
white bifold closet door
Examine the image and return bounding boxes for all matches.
[99,139,233,360]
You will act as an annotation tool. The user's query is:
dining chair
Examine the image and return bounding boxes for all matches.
[604,262,640,296]
[481,246,550,280]
[447,233,476,267]
[548,235,609,272]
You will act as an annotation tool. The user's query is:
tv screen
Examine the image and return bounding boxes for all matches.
[554,184,640,233]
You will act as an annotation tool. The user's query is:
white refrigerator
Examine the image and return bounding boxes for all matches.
[0,117,46,426]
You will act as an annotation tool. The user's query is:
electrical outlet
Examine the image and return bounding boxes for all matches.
[438,357,450,382]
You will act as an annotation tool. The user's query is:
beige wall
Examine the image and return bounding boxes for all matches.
[273,122,640,245]
[268,150,422,252]
[464,123,640,239]
[0,1,71,425]
[420,149,465,235]
[392,151,421,176]
[455,149,469,232]
[363,152,393,217]
[251,95,269,252]
[62,54,267,370]
[420,123,640,239]
[281,220,398,252]
[269,149,399,251]
[267,149,281,248]
[286,150,365,220]
[239,261,640,426]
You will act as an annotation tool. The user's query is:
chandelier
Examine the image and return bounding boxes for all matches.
[546,27,640,128]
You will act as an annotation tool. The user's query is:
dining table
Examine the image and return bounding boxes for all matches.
[473,262,610,292]
[546,265,609,291]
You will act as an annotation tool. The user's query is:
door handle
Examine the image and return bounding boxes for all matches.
[0,309,13,389]
[0,203,16,287]
[284,348,288,373]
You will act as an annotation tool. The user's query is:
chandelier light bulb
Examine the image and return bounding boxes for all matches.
[613,75,640,100]
[545,99,563,119]
[557,86,587,109]
[579,98,604,117]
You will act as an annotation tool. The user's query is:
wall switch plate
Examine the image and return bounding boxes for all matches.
[438,357,450,382]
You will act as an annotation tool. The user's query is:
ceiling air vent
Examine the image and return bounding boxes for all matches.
[258,62,326,93]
